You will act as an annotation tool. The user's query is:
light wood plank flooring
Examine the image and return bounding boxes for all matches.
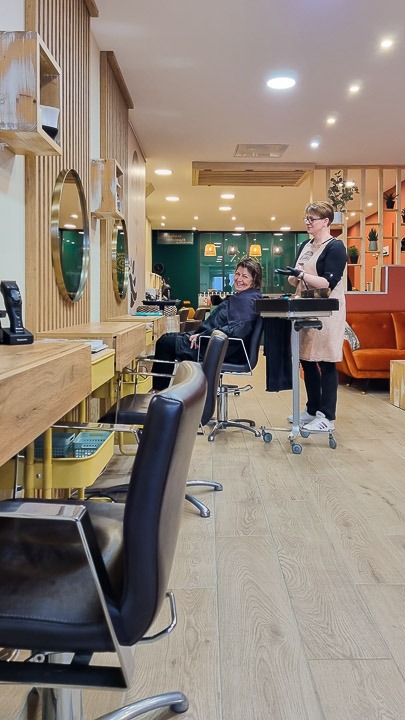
[2,352,405,719]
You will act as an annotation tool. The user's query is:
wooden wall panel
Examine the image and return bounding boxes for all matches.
[24,0,91,333]
[99,51,131,320]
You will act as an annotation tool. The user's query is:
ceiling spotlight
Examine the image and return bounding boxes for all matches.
[221,193,235,200]
[165,196,179,202]
[231,216,236,221]
[349,84,360,93]
[310,140,320,149]
[326,117,336,125]
[270,216,276,221]
[155,168,172,175]
[280,226,291,231]
[367,202,373,207]
[160,222,166,227]
[234,226,245,231]
[63,223,76,229]
[380,38,393,49]
[70,213,79,219]
[192,226,197,231]
[194,215,199,220]
[266,76,296,90]
[219,206,232,211]
[161,215,166,220]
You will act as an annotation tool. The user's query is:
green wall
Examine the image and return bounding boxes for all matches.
[152,231,200,308]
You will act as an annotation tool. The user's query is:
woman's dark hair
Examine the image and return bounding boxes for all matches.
[235,256,263,289]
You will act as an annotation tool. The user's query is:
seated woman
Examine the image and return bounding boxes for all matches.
[152,256,263,390]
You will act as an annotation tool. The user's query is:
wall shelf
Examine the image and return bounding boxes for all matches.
[91,159,124,219]
[0,31,62,156]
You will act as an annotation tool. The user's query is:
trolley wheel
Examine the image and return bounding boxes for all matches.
[291,443,302,454]
[329,436,337,449]
[300,429,310,438]
[262,431,272,443]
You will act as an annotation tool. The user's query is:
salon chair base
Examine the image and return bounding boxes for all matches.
[22,686,188,720]
[208,383,261,441]
[185,480,223,518]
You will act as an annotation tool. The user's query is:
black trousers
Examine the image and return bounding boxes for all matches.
[300,359,338,421]
[151,333,197,390]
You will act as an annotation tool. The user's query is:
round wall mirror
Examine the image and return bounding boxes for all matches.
[112,219,129,300]
[51,168,90,303]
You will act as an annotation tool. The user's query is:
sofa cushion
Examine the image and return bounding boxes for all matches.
[344,322,360,350]
[347,312,396,349]
[352,348,405,371]
[392,312,405,350]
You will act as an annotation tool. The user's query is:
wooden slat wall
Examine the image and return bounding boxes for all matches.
[24,0,91,333]
[99,51,131,320]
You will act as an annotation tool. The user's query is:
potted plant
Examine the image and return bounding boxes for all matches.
[384,191,398,209]
[348,245,359,264]
[368,227,378,251]
[327,171,359,223]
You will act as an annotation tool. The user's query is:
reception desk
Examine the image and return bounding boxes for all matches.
[0,341,91,468]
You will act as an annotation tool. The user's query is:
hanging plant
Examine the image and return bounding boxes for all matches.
[327,171,359,212]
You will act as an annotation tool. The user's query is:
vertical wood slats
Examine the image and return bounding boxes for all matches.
[99,51,130,320]
[24,0,91,333]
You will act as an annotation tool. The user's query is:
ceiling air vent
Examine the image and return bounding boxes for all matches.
[234,143,289,158]
[192,162,314,187]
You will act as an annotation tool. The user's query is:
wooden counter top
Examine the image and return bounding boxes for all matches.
[0,341,92,467]
[109,314,177,340]
[38,321,147,371]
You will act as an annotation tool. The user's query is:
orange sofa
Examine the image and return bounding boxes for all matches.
[337,311,405,389]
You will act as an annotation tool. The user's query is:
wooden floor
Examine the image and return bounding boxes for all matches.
[3,352,405,719]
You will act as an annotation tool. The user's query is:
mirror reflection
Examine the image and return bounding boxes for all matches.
[112,219,129,300]
[51,168,89,302]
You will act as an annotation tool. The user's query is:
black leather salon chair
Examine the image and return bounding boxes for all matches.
[207,315,264,441]
[0,361,206,720]
[98,330,229,517]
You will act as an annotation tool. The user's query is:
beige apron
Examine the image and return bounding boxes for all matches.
[296,239,346,362]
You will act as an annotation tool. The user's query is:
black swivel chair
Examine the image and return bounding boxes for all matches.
[98,330,229,517]
[0,361,207,720]
[206,315,264,441]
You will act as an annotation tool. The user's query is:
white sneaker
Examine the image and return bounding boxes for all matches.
[303,411,335,432]
[287,410,316,424]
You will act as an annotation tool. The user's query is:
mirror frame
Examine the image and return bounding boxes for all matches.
[51,168,90,303]
[112,218,129,301]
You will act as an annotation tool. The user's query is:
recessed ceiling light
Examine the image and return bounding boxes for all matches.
[231,216,236,221]
[310,140,320,149]
[221,193,235,199]
[161,215,166,220]
[349,84,360,93]
[192,226,196,231]
[219,206,232,211]
[350,212,356,216]
[380,38,393,49]
[280,226,291,231]
[326,117,336,125]
[165,196,179,202]
[70,213,79,219]
[63,223,76,229]
[232,233,241,236]
[274,233,283,236]
[160,222,166,227]
[367,202,373,207]
[194,215,199,220]
[155,168,172,175]
[266,76,296,90]
[235,226,245,231]
[270,216,276,221]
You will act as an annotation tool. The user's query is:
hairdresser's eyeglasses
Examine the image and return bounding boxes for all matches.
[304,216,325,223]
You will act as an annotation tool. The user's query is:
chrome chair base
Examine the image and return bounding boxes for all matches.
[208,383,261,441]
[185,480,223,518]
[25,688,188,720]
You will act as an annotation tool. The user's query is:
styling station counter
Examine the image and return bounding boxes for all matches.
[256,296,339,454]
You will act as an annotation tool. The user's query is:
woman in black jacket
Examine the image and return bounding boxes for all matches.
[151,256,262,390]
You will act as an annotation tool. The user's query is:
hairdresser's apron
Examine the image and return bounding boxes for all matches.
[296,239,346,362]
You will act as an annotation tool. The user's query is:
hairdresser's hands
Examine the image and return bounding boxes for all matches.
[189,334,200,350]
[275,266,302,278]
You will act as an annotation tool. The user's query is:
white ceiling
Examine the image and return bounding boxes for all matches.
[91,0,405,233]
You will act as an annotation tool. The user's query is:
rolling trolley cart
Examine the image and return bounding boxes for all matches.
[256,297,339,454]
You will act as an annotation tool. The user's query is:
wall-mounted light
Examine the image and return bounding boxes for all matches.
[204,243,216,257]
[249,244,262,257]
[227,244,239,257]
